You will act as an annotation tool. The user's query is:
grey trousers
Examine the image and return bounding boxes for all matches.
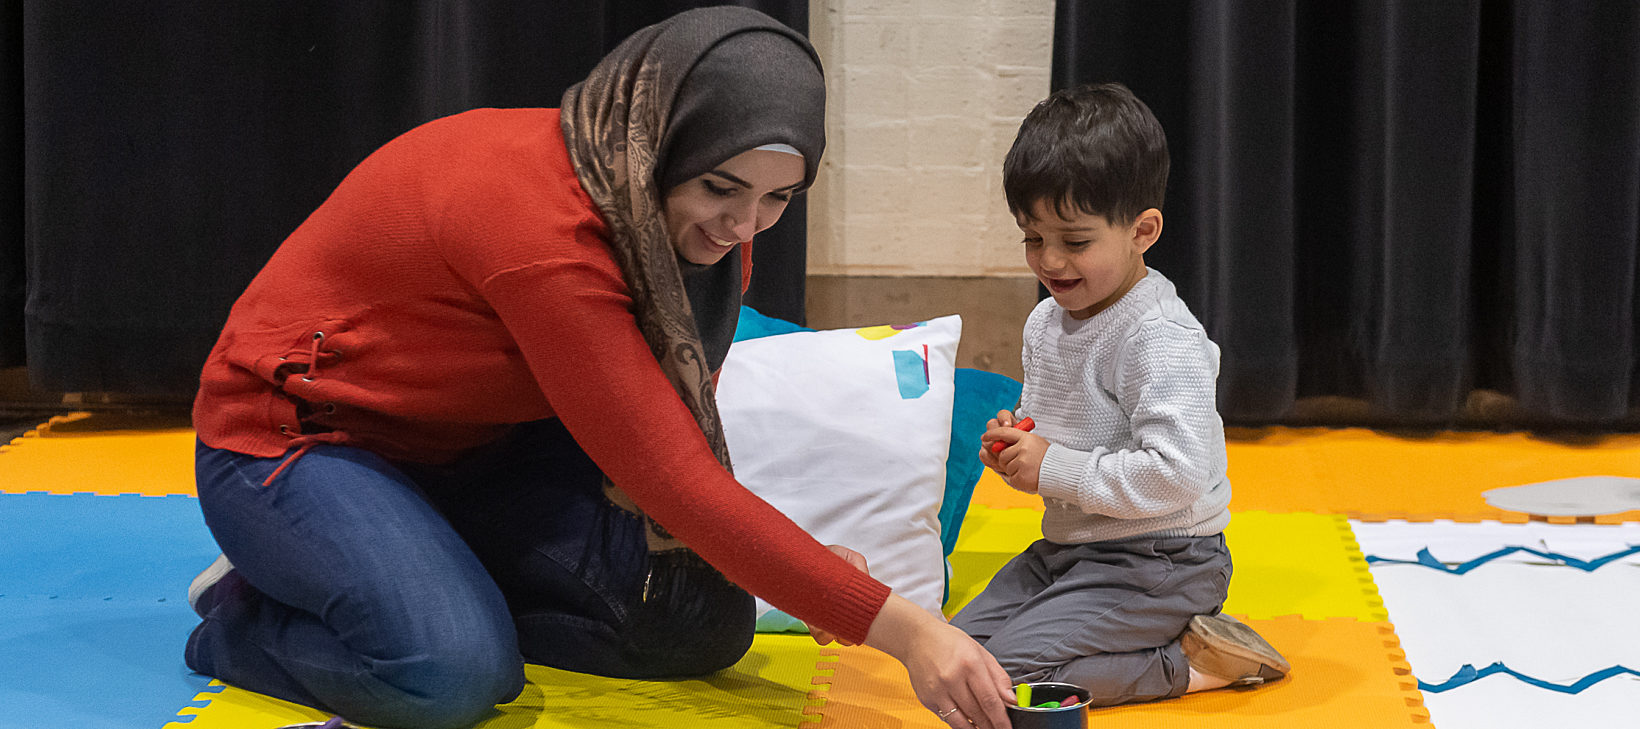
[950,534,1231,707]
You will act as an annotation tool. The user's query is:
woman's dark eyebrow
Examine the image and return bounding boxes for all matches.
[707,170,803,193]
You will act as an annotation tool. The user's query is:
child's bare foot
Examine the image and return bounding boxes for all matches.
[1180,613,1290,689]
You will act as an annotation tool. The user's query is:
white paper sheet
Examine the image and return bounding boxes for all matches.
[1352,519,1640,729]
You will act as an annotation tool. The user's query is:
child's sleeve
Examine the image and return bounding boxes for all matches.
[1034,318,1227,518]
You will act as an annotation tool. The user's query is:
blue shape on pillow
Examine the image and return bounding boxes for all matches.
[891,349,931,399]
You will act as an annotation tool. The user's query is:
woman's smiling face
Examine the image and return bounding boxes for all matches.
[663,148,806,265]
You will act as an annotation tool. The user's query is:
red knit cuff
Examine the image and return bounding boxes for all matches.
[831,572,894,645]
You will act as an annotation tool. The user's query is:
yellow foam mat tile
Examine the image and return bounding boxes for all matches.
[1221,511,1386,621]
[1225,426,1640,524]
[810,618,1427,728]
[169,634,826,728]
[0,412,197,496]
[946,507,1383,621]
[945,504,1042,616]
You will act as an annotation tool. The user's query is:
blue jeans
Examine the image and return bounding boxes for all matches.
[187,419,754,729]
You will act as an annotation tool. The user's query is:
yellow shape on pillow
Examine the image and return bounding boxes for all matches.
[853,323,921,340]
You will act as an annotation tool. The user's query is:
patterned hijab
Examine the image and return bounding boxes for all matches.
[559,7,825,552]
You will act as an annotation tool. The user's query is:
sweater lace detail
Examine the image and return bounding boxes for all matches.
[261,330,348,486]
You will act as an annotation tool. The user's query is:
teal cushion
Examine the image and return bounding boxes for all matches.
[942,367,1022,553]
[733,305,812,339]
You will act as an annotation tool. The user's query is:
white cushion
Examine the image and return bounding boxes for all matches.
[717,315,961,623]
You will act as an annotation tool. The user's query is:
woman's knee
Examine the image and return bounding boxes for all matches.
[518,605,754,679]
[624,613,755,677]
[616,564,756,678]
[359,638,525,729]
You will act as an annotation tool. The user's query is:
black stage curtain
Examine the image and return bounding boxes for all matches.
[1053,0,1640,427]
[5,0,809,397]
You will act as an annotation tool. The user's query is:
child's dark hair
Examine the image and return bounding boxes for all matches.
[1003,82,1169,225]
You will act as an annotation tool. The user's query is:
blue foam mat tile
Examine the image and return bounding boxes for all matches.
[1,492,219,600]
[0,595,213,729]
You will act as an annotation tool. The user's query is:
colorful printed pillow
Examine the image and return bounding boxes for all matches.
[733,307,1021,561]
[718,314,962,627]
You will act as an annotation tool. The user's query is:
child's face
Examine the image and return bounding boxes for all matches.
[1017,200,1161,319]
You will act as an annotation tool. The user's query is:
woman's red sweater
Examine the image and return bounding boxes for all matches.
[192,107,890,644]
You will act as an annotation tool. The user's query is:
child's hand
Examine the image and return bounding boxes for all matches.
[978,410,1045,494]
[976,410,1017,473]
[991,431,1045,494]
[809,545,870,646]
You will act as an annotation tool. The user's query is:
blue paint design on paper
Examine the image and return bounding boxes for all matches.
[1418,662,1639,694]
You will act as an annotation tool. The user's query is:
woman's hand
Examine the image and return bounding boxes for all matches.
[865,595,1014,729]
[809,545,870,646]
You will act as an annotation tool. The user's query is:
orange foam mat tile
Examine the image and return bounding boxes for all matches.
[1090,617,1429,727]
[807,645,944,729]
[169,634,827,728]
[1226,427,1640,524]
[975,427,1640,523]
[810,617,1428,729]
[969,468,1044,511]
[0,411,197,496]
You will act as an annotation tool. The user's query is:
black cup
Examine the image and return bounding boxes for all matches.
[1004,682,1090,729]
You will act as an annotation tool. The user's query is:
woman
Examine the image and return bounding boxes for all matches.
[184,7,1012,729]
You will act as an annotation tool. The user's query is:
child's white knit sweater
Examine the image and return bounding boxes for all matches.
[1021,267,1233,544]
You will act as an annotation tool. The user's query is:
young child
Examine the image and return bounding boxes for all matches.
[959,82,1289,707]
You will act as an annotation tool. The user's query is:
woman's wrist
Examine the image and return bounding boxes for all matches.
[863,593,940,660]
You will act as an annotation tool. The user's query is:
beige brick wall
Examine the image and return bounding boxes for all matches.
[807,0,1053,277]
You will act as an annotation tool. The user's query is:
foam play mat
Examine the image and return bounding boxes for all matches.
[948,507,1388,621]
[1219,427,1640,524]
[172,635,828,728]
[3,413,1637,728]
[810,616,1429,729]
[0,412,197,497]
